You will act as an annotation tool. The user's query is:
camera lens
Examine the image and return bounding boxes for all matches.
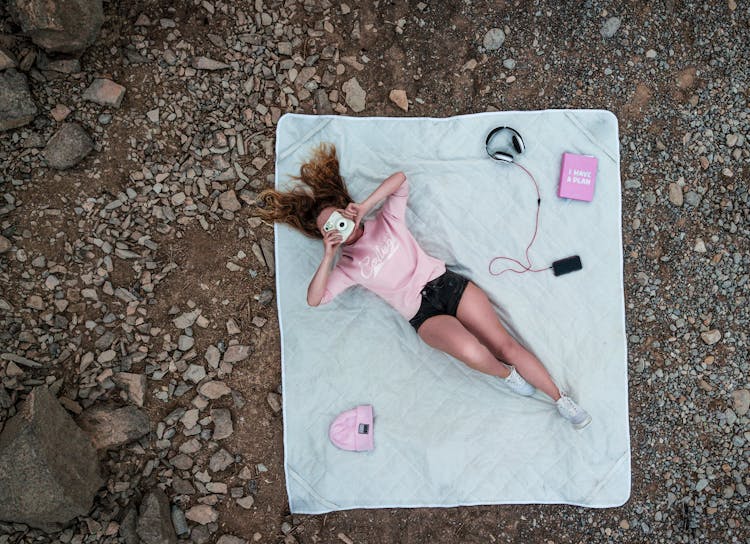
[338,221,345,228]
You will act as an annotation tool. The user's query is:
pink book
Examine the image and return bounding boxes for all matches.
[558,152,598,201]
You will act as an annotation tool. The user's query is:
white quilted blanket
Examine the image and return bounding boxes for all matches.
[273,111,630,513]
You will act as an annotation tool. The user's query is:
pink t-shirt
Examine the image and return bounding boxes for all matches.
[318,178,446,319]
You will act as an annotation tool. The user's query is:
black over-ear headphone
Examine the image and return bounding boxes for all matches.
[485,126,526,163]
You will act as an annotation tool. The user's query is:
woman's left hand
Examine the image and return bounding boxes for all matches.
[342,202,364,229]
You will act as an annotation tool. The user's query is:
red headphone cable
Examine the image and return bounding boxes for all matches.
[488,161,553,277]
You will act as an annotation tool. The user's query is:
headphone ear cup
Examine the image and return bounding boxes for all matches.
[512,134,525,154]
[494,151,514,163]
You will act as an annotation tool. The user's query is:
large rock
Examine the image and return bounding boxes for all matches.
[0,69,38,131]
[7,0,104,54]
[76,405,151,450]
[42,122,94,169]
[0,386,103,529]
[136,488,177,544]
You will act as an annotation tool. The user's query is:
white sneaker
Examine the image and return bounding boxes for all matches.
[556,394,592,429]
[501,366,536,396]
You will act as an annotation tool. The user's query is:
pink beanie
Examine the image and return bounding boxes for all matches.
[328,404,374,451]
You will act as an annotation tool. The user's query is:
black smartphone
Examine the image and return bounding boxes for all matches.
[552,255,583,276]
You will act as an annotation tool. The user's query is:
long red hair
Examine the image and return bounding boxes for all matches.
[256,142,353,239]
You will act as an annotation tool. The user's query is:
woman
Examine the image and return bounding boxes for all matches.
[257,143,591,429]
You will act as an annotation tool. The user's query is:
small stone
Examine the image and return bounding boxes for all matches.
[700,330,721,345]
[177,440,199,456]
[668,183,683,206]
[191,56,230,70]
[314,89,332,114]
[50,104,72,122]
[209,448,234,472]
[267,392,281,414]
[211,408,233,440]
[98,349,116,363]
[0,235,10,253]
[223,345,250,363]
[731,389,749,416]
[171,505,189,536]
[251,316,267,328]
[341,77,366,112]
[0,48,17,70]
[206,482,227,494]
[684,191,701,207]
[171,192,185,206]
[217,535,247,544]
[218,190,241,211]
[483,28,505,50]
[260,238,275,275]
[645,49,657,59]
[26,295,44,310]
[600,17,621,38]
[226,318,241,335]
[82,78,126,108]
[173,310,200,329]
[184,505,218,525]
[170,454,193,470]
[6,361,24,377]
[199,381,231,399]
[236,496,254,509]
[44,275,59,289]
[696,478,709,492]
[205,345,221,368]
[694,238,706,253]
[181,409,199,429]
[177,335,194,351]
[389,89,408,112]
[183,364,206,384]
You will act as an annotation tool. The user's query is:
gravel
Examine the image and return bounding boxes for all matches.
[0,0,748,543]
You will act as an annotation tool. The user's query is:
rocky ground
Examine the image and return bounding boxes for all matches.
[0,0,748,543]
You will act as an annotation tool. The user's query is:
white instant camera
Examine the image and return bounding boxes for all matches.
[323,211,355,241]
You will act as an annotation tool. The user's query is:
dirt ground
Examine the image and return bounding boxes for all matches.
[2,0,748,543]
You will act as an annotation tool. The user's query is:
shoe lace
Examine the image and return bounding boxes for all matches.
[558,395,577,415]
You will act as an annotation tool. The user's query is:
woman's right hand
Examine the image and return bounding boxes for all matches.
[323,229,343,257]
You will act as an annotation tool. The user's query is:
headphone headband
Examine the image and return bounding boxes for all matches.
[485,125,522,147]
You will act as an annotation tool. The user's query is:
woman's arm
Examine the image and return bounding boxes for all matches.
[358,171,406,217]
[307,229,342,306]
[307,252,335,306]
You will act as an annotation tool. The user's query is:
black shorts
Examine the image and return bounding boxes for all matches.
[408,269,470,333]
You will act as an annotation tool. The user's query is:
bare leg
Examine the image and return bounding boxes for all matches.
[416,315,512,379]
[455,282,562,401]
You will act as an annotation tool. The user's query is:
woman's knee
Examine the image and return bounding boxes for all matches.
[455,336,492,365]
[494,333,519,359]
